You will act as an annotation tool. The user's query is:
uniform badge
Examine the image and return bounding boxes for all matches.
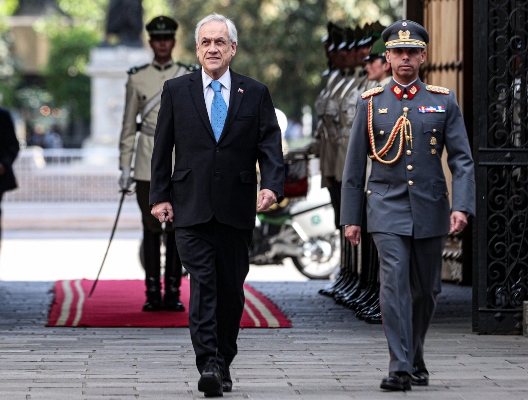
[378,108,388,114]
[425,85,450,95]
[361,86,384,99]
[430,137,437,145]
[238,88,244,93]
[418,106,445,113]
[399,30,411,40]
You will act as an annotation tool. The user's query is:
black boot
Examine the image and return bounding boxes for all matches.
[142,277,162,311]
[163,231,185,312]
[142,230,162,311]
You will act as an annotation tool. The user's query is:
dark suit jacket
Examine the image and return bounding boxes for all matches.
[0,107,19,194]
[150,69,284,230]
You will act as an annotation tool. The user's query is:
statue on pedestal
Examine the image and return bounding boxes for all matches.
[103,0,144,48]
[14,0,67,16]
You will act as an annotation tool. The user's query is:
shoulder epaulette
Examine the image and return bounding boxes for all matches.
[361,86,384,99]
[127,63,149,74]
[425,85,450,95]
[177,62,200,72]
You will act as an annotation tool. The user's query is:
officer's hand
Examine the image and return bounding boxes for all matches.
[345,225,361,246]
[257,189,277,212]
[119,166,133,191]
[449,211,468,235]
[151,202,174,223]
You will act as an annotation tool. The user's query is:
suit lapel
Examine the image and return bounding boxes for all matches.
[219,70,245,143]
[188,70,215,140]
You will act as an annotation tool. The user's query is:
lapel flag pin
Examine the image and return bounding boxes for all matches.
[238,88,244,93]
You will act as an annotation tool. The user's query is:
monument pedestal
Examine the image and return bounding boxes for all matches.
[84,46,151,161]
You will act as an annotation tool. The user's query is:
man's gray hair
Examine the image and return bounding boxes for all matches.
[195,13,238,44]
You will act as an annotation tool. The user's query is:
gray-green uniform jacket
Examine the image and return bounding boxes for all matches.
[119,61,189,181]
[340,78,476,238]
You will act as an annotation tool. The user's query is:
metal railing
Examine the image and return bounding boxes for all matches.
[4,147,132,203]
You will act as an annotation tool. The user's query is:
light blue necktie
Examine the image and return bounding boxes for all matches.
[210,80,227,142]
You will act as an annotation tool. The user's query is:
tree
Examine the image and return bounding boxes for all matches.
[2,0,401,141]
[44,25,98,122]
[165,0,400,119]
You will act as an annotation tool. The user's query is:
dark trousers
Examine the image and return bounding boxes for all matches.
[174,217,252,374]
[136,180,181,290]
[326,176,341,229]
[0,192,3,248]
[372,233,446,373]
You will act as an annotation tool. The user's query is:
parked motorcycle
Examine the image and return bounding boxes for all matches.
[249,170,340,279]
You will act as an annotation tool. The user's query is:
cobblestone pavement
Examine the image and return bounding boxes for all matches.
[0,280,527,400]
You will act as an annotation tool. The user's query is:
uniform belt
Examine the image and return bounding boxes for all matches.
[140,126,156,136]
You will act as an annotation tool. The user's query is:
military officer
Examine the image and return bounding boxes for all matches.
[341,20,475,391]
[119,16,197,312]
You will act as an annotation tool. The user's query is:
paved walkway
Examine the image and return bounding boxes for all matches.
[1,278,527,399]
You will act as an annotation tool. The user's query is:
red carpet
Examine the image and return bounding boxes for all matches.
[46,279,291,328]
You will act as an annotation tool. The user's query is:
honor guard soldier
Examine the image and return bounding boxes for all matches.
[364,37,392,87]
[118,16,198,312]
[341,20,475,391]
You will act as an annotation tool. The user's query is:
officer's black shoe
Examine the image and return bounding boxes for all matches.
[411,367,429,386]
[198,362,223,397]
[222,368,232,392]
[380,371,412,391]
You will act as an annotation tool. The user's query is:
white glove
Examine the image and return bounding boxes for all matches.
[119,166,133,191]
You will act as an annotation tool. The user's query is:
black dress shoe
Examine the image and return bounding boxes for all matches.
[142,300,163,311]
[411,367,429,386]
[222,368,232,392]
[198,362,223,397]
[163,295,185,311]
[380,371,412,391]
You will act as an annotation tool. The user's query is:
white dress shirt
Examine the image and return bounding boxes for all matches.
[202,68,231,123]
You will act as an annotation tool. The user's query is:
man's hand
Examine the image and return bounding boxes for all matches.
[257,189,277,212]
[119,166,133,191]
[345,225,361,246]
[449,211,468,235]
[151,202,174,223]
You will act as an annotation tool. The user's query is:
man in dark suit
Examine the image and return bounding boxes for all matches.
[149,13,284,397]
[0,107,19,250]
[341,20,475,391]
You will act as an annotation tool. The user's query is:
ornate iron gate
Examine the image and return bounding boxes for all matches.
[473,0,528,334]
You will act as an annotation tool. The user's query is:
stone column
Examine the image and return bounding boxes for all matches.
[84,46,151,153]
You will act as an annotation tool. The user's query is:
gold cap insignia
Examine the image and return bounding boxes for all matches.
[398,30,411,40]
[379,108,388,114]
[430,137,437,145]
